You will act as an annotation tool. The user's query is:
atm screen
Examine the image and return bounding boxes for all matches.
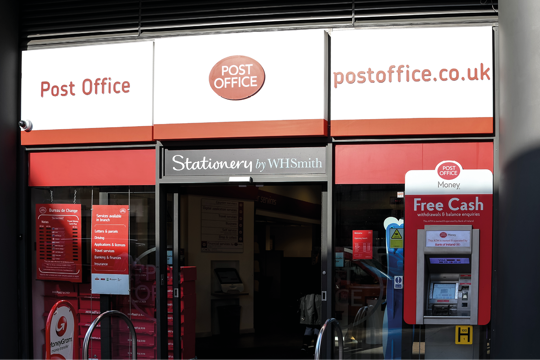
[214,268,242,284]
[432,283,457,300]
[429,258,470,265]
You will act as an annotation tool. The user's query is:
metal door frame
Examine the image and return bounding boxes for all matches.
[154,142,334,359]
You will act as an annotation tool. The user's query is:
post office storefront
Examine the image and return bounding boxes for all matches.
[22,25,495,360]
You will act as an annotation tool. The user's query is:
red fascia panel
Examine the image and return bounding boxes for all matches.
[154,119,328,140]
[335,142,493,184]
[29,149,155,187]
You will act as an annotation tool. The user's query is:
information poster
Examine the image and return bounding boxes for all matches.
[352,230,373,260]
[36,204,82,283]
[201,199,244,253]
[91,205,130,295]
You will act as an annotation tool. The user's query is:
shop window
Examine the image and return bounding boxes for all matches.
[31,186,155,359]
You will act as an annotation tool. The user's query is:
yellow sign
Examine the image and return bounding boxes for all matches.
[389,228,404,249]
[455,326,473,345]
[391,229,402,239]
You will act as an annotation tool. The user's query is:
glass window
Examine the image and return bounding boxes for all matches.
[31,186,155,359]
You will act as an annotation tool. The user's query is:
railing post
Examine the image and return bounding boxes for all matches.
[82,310,138,360]
[315,318,344,360]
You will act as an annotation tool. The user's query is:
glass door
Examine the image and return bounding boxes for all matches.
[333,184,412,360]
[164,183,328,359]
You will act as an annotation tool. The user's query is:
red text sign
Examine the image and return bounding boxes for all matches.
[36,204,82,283]
[91,205,130,295]
[353,230,373,260]
[209,55,265,100]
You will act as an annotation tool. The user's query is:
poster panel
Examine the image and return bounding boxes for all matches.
[91,205,130,295]
[352,230,373,260]
[36,204,82,282]
[45,300,78,360]
[201,199,244,253]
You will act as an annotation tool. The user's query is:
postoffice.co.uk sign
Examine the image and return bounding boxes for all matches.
[209,55,265,100]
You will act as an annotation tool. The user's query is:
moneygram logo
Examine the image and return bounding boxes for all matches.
[56,316,67,337]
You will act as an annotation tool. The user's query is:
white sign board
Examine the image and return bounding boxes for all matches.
[154,30,327,139]
[21,41,154,145]
[426,230,471,248]
[331,26,493,136]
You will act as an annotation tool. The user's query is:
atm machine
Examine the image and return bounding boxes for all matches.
[415,225,480,358]
[416,225,478,325]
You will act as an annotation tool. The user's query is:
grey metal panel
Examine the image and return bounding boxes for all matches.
[491,24,501,357]
[470,229,480,325]
[172,193,181,359]
[425,325,475,359]
[157,174,328,184]
[0,0,21,357]
[497,2,540,358]
[424,318,473,325]
[417,229,425,324]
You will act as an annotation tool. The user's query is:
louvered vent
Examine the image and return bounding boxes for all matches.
[21,0,498,41]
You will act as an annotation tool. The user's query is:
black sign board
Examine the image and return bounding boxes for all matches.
[164,147,326,176]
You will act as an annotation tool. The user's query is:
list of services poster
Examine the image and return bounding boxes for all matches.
[201,199,244,253]
[36,204,82,282]
[91,205,130,295]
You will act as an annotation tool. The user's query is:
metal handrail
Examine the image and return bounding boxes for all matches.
[315,318,344,360]
[83,310,137,360]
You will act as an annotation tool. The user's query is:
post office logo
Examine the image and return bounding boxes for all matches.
[437,161,461,180]
[209,55,265,100]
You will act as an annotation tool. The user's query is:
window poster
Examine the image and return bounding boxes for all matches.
[353,230,373,260]
[201,199,244,253]
[91,205,130,295]
[36,204,82,282]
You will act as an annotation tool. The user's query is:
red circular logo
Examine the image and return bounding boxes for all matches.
[39,207,47,214]
[437,162,460,180]
[440,232,448,238]
[55,316,67,337]
[209,55,265,100]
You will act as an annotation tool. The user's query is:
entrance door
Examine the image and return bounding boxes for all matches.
[164,184,328,359]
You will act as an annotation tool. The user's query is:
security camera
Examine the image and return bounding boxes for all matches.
[19,120,32,132]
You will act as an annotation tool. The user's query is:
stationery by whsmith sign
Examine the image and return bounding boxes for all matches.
[164,147,326,176]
